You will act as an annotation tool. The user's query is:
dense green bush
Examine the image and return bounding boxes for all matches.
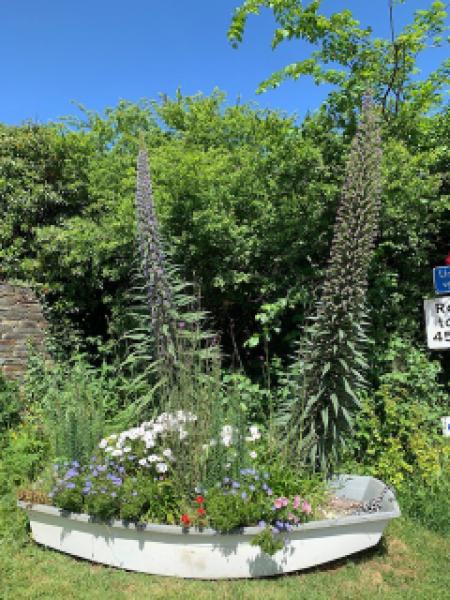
[344,337,448,489]
[1,94,447,379]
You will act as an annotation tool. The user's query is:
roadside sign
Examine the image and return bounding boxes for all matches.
[442,416,450,437]
[433,266,450,295]
[424,297,450,349]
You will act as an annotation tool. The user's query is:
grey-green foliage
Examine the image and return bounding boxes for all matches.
[286,96,382,473]
[24,353,122,464]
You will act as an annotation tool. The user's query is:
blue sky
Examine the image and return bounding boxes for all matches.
[1,0,447,124]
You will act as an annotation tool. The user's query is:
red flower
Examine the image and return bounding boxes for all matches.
[197,507,206,517]
[445,253,450,266]
[195,495,204,504]
[180,514,191,526]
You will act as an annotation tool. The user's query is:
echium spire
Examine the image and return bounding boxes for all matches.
[135,142,173,354]
[289,94,382,473]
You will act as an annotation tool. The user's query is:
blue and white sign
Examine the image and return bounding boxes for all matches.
[442,416,450,438]
[433,266,450,295]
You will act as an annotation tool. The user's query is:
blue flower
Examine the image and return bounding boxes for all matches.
[241,492,247,500]
[232,481,240,489]
[65,482,76,489]
[65,468,78,479]
[258,520,266,528]
[223,477,230,484]
[71,461,79,468]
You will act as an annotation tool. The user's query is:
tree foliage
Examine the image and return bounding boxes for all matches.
[0,93,448,384]
[228,1,449,126]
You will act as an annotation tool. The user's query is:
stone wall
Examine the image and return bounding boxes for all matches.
[0,282,48,380]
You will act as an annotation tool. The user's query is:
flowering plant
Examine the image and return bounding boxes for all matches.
[45,412,325,554]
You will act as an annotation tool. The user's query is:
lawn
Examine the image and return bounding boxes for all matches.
[1,493,448,600]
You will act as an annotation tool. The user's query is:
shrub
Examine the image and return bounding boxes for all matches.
[345,337,448,489]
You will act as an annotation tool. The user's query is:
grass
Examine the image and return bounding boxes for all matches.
[0,493,448,600]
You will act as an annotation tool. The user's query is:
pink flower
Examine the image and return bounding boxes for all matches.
[288,512,299,523]
[301,501,312,514]
[293,495,301,509]
[282,497,289,507]
[274,498,283,509]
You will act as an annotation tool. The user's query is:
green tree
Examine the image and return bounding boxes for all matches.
[229,1,449,126]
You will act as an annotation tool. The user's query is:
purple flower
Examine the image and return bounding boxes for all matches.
[65,468,78,479]
[178,321,185,329]
[266,488,273,496]
[71,461,79,468]
[65,482,76,489]
[82,487,90,494]
[111,492,117,498]
[241,492,247,500]
[272,526,279,534]
[232,481,240,489]
[258,520,266,528]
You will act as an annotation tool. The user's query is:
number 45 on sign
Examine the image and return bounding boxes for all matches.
[424,297,450,349]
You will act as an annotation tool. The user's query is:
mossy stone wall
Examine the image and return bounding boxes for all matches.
[0,282,47,379]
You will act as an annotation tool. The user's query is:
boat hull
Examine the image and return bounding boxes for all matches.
[18,475,400,579]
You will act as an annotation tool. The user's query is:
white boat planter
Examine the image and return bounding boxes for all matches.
[18,475,400,579]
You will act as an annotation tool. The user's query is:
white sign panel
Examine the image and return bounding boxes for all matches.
[424,297,450,349]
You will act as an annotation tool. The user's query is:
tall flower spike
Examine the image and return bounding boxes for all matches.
[288,94,382,473]
[135,143,174,356]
